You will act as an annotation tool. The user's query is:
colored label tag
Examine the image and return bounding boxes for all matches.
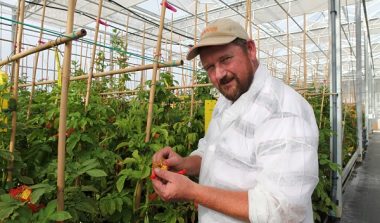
[204,100,217,133]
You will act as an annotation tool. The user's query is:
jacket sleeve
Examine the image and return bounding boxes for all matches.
[248,111,319,223]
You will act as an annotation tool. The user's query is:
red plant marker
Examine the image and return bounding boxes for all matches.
[150,171,157,180]
[161,1,177,12]
[177,169,187,175]
[97,19,109,26]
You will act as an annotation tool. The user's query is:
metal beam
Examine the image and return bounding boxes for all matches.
[273,0,328,57]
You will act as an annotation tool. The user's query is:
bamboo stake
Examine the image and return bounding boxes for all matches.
[84,43,89,72]
[79,39,83,69]
[289,41,293,84]
[179,38,185,89]
[205,3,208,23]
[84,0,104,108]
[46,50,50,91]
[0,29,86,66]
[145,0,167,143]
[245,0,249,31]
[319,83,326,128]
[7,0,25,183]
[140,22,146,89]
[124,14,129,52]
[121,14,130,88]
[41,51,44,82]
[169,14,173,74]
[57,0,76,212]
[257,28,260,59]
[19,60,183,87]
[190,0,198,117]
[248,0,252,39]
[270,47,275,76]
[303,13,307,87]
[9,0,21,83]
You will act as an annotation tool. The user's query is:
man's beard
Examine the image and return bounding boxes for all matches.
[217,74,251,102]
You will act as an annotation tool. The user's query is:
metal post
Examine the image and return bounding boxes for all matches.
[355,0,363,161]
[364,31,369,143]
[329,0,343,218]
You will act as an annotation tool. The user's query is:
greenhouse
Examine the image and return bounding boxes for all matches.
[0,0,379,222]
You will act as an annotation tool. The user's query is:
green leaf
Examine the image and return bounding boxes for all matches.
[122,157,136,165]
[80,185,99,193]
[18,176,34,184]
[116,175,128,192]
[108,199,116,215]
[31,188,47,204]
[0,207,16,220]
[66,133,81,155]
[86,169,107,177]
[81,134,95,144]
[132,150,140,160]
[75,200,97,214]
[99,199,108,216]
[44,200,58,216]
[115,141,129,150]
[48,211,72,221]
[114,198,123,213]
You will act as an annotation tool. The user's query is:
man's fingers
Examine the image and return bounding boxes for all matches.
[152,147,172,163]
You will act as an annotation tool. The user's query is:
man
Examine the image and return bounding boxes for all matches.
[151,18,319,223]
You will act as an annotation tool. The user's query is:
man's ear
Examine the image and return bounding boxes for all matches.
[247,40,257,59]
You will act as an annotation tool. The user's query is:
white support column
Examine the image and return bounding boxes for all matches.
[329,0,343,218]
[355,0,364,161]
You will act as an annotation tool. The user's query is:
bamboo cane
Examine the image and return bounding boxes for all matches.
[248,0,252,39]
[19,60,183,87]
[257,28,260,59]
[84,43,89,72]
[0,29,86,66]
[9,0,21,84]
[139,0,168,214]
[169,14,173,74]
[190,0,198,117]
[57,0,76,212]
[270,47,275,76]
[145,0,167,142]
[205,3,208,23]
[120,14,130,89]
[125,14,129,51]
[140,22,146,89]
[46,49,50,90]
[85,0,104,108]
[7,0,25,183]
[245,0,249,31]
[79,39,83,69]
[319,84,326,128]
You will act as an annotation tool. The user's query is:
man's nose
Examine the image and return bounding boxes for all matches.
[215,64,226,82]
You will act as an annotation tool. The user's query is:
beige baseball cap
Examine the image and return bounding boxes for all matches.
[186,18,249,60]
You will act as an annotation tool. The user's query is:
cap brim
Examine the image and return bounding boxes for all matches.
[186,36,237,60]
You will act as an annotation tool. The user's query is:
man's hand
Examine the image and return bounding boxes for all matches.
[151,168,195,202]
[152,147,184,172]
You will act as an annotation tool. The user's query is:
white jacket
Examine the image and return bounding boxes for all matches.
[191,64,319,223]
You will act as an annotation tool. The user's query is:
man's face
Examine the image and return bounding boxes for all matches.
[200,40,257,101]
